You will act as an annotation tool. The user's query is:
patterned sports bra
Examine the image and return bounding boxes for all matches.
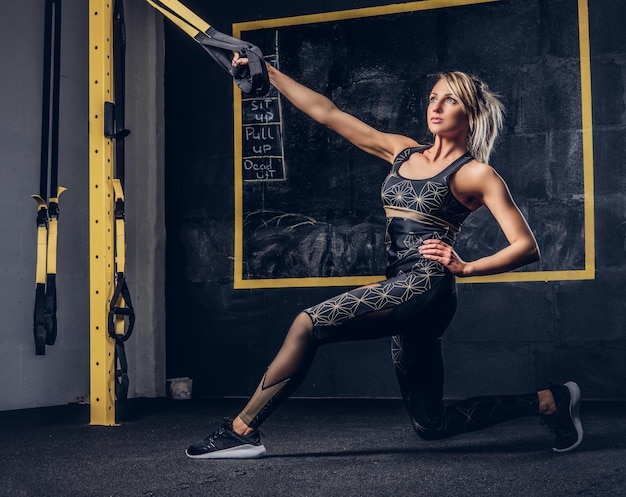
[381,145,474,274]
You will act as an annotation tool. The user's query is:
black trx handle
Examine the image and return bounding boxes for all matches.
[195,28,270,97]
[115,341,130,403]
[108,273,135,345]
[146,0,270,97]
[108,269,134,404]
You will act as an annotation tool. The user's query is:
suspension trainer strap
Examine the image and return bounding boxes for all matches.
[145,0,270,96]
[44,0,65,349]
[45,184,67,347]
[105,0,134,403]
[33,195,48,356]
[33,0,65,355]
[107,180,134,402]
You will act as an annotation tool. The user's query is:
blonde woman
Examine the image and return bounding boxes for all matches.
[185,60,583,458]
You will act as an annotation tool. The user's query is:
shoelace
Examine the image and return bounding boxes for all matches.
[203,417,264,447]
[204,426,228,448]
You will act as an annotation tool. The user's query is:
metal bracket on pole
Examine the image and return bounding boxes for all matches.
[89,0,117,426]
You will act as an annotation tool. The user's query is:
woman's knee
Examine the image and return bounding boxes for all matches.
[296,311,313,330]
[286,312,314,342]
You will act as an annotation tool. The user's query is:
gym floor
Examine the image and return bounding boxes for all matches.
[0,398,624,497]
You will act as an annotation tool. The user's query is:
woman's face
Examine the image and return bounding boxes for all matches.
[427,79,469,139]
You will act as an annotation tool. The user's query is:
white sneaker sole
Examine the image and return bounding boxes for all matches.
[553,381,583,453]
[186,443,267,459]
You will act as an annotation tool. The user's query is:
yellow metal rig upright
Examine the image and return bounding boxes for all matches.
[88,0,117,425]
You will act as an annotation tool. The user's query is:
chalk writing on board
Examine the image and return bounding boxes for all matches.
[242,56,286,182]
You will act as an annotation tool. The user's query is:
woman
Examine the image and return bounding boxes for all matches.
[185,58,583,458]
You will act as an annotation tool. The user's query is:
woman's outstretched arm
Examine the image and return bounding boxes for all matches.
[234,56,416,163]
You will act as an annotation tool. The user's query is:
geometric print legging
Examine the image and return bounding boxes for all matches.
[392,334,539,439]
[238,263,539,433]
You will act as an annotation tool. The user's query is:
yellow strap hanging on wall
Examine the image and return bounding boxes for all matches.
[32,197,49,287]
[32,196,49,355]
[33,0,66,356]
[145,0,210,37]
[45,188,67,277]
[109,178,134,403]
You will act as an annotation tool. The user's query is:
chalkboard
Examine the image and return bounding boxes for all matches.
[241,54,286,181]
[232,0,594,288]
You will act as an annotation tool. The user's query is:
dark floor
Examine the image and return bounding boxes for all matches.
[0,398,624,497]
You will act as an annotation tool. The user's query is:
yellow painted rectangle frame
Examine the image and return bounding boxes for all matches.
[232,0,594,289]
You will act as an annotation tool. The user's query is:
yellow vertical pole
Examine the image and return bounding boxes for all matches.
[89,0,117,425]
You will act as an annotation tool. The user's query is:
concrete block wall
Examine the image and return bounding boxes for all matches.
[1,0,624,411]
[164,0,626,401]
[430,0,626,400]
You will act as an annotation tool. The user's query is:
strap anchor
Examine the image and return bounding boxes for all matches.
[146,0,270,96]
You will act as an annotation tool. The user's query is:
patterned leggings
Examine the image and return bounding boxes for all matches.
[238,263,539,436]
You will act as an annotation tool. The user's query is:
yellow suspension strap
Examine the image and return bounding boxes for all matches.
[32,195,48,356]
[106,0,135,404]
[145,0,270,96]
[108,179,134,403]
[33,0,66,355]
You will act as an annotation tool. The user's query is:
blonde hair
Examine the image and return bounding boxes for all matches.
[438,71,505,164]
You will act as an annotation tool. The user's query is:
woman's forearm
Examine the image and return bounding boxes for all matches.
[266,65,338,125]
[461,239,540,277]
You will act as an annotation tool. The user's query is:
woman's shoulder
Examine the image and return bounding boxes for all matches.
[449,160,505,210]
[459,159,498,178]
[454,159,505,192]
